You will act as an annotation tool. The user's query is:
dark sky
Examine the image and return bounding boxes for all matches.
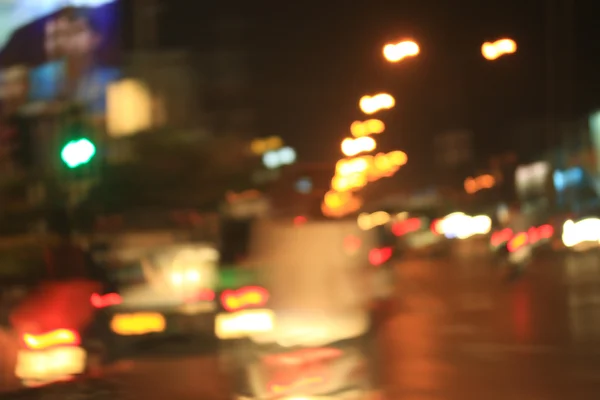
[153,0,600,172]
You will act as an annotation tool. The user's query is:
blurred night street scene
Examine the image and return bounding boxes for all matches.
[2,0,600,399]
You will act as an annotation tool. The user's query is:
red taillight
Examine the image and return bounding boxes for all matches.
[537,224,554,239]
[221,286,269,312]
[392,218,421,236]
[23,329,80,350]
[507,232,528,253]
[91,293,122,309]
[369,247,393,266]
[294,216,307,226]
[185,289,216,303]
[526,224,555,245]
[491,228,513,247]
[430,219,442,234]
[528,226,540,243]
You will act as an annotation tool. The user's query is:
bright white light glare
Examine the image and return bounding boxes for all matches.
[562,218,600,248]
[383,41,420,62]
[515,161,549,193]
[359,93,395,115]
[278,146,296,164]
[171,272,183,286]
[215,309,274,339]
[262,147,296,169]
[470,215,492,235]
[437,212,491,239]
[16,346,86,382]
[262,151,280,169]
[341,136,377,157]
[185,270,200,283]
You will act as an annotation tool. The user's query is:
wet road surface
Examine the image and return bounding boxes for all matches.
[4,243,600,399]
[381,244,600,399]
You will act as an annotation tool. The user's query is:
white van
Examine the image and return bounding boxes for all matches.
[220,218,391,399]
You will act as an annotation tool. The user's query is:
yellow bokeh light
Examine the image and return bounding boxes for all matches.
[387,150,407,166]
[482,38,517,61]
[357,211,391,230]
[351,119,385,137]
[383,40,420,63]
[336,157,370,175]
[111,313,166,336]
[332,173,367,192]
[250,136,283,155]
[464,174,497,194]
[359,93,395,115]
[341,136,377,157]
[322,191,362,218]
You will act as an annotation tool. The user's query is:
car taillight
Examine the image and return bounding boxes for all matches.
[185,288,215,303]
[294,216,307,225]
[392,218,421,236]
[526,224,555,245]
[369,247,393,266]
[91,292,122,309]
[430,219,442,234]
[537,224,554,239]
[23,329,80,350]
[491,228,513,247]
[507,232,528,253]
[221,286,269,312]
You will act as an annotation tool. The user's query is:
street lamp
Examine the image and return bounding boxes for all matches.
[341,136,377,157]
[464,174,496,194]
[383,40,419,63]
[262,146,296,169]
[481,38,517,60]
[251,136,283,155]
[359,93,395,115]
[350,119,385,137]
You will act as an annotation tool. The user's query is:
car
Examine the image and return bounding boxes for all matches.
[2,237,108,389]
[93,243,221,360]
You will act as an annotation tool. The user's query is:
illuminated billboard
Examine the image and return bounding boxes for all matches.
[515,161,550,200]
[0,0,120,116]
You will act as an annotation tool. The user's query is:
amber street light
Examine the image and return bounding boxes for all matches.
[383,40,420,63]
[481,38,517,61]
[359,93,395,115]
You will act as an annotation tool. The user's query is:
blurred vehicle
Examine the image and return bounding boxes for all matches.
[398,214,449,257]
[489,229,540,280]
[6,235,106,388]
[93,243,220,360]
[490,224,554,253]
[219,218,387,399]
[360,209,449,258]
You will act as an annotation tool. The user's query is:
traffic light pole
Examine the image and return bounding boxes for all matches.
[58,105,99,235]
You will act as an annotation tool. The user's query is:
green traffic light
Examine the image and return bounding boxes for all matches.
[61,138,96,169]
